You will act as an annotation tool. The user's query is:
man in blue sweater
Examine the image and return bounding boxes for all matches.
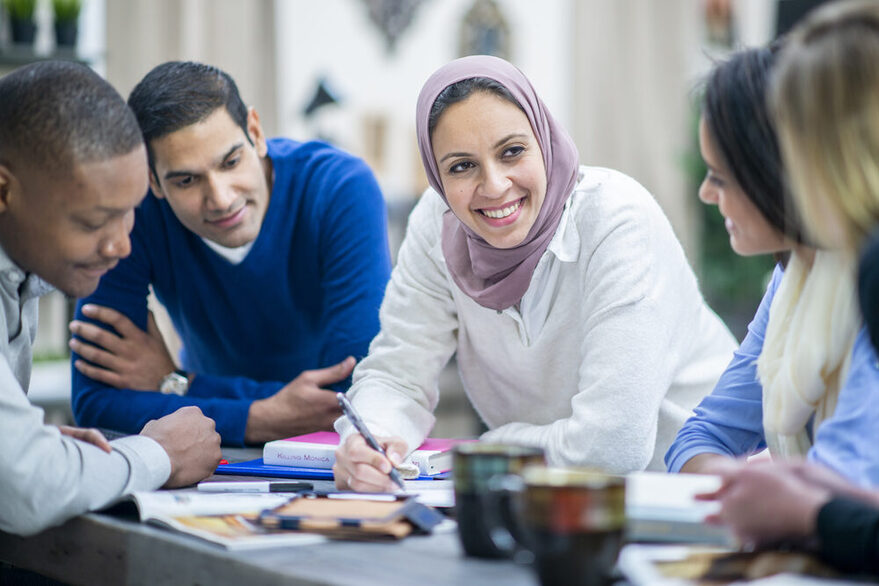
[69,61,392,446]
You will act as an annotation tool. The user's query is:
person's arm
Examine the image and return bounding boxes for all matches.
[816,497,879,575]
[0,357,169,536]
[313,156,393,384]
[71,308,283,446]
[679,453,747,475]
[807,327,879,486]
[69,206,289,446]
[334,191,459,457]
[664,267,785,473]
[71,297,351,445]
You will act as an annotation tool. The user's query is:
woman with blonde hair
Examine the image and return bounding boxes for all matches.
[772,0,879,252]
[768,0,879,474]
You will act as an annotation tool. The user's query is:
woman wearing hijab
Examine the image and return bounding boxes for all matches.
[333,56,736,491]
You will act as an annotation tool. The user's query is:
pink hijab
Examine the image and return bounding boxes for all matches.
[415,55,580,311]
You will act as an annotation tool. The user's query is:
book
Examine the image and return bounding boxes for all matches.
[214,458,451,481]
[624,471,734,545]
[126,491,326,550]
[263,431,470,476]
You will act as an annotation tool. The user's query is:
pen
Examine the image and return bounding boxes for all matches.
[197,481,313,493]
[336,392,406,490]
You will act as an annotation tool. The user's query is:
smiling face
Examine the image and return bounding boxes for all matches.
[430,91,547,249]
[0,146,148,297]
[698,117,789,256]
[148,107,271,248]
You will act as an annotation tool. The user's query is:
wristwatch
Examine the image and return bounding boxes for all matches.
[159,369,190,396]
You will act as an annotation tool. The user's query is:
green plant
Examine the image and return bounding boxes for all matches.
[52,0,81,22]
[2,0,37,21]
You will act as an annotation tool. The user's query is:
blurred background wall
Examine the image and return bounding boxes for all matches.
[0,0,821,432]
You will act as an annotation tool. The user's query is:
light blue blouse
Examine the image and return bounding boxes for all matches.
[666,264,879,487]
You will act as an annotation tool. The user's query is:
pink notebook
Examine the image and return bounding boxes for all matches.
[263,431,470,475]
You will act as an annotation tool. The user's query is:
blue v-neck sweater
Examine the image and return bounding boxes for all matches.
[71,139,392,445]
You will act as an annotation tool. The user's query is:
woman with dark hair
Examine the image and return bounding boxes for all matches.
[700,43,802,249]
[331,55,737,491]
[682,4,879,572]
[666,44,879,486]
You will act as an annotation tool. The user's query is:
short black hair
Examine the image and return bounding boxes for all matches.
[703,44,806,242]
[427,76,523,138]
[0,61,142,174]
[127,61,251,177]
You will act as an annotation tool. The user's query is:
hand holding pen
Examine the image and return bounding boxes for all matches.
[335,393,406,491]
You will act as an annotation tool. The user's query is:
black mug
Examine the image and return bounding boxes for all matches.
[452,442,546,559]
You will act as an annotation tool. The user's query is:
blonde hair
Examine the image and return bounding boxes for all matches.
[771,0,879,252]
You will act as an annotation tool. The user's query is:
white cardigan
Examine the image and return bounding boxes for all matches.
[337,167,736,472]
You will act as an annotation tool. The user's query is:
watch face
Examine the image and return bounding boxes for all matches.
[160,372,189,395]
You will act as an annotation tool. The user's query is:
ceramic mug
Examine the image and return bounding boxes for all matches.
[518,466,626,586]
[452,442,546,559]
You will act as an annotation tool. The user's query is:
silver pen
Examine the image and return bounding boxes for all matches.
[337,393,406,490]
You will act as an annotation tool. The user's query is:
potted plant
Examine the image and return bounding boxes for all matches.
[52,0,81,48]
[2,0,37,45]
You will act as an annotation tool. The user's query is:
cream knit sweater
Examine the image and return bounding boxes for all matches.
[337,167,736,472]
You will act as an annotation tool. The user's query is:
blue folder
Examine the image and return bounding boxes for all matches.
[215,458,449,481]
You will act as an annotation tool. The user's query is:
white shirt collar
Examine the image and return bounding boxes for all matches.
[201,238,254,265]
[545,169,586,264]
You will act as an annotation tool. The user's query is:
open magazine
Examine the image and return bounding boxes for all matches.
[127,491,326,550]
[618,544,857,585]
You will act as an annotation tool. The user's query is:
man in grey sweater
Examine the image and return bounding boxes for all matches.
[0,61,222,536]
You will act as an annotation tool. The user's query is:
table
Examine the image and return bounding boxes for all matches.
[0,448,537,586]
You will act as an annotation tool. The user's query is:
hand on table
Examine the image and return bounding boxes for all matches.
[69,304,176,391]
[58,425,112,453]
[140,406,222,488]
[333,433,408,492]
[244,357,354,444]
